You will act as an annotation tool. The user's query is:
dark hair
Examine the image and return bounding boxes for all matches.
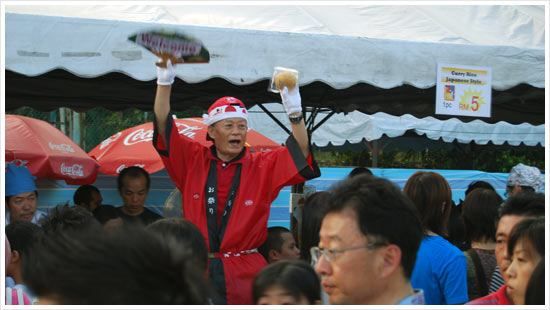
[326,174,423,279]
[499,192,545,219]
[507,217,544,263]
[300,191,332,263]
[39,205,102,235]
[525,261,544,305]
[446,201,469,251]
[462,188,502,243]
[5,221,44,258]
[403,171,452,236]
[73,185,100,207]
[465,180,495,197]
[258,226,291,261]
[22,227,209,304]
[447,180,497,250]
[117,166,150,192]
[252,260,320,304]
[147,218,208,272]
[348,167,373,178]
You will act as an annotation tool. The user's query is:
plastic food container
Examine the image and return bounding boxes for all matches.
[269,67,299,93]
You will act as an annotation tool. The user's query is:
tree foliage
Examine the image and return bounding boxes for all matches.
[10,107,545,172]
[313,145,544,172]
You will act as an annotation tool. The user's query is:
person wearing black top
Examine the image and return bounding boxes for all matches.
[116,166,162,226]
[73,184,118,225]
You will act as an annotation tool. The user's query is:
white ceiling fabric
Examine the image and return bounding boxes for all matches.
[5,4,545,89]
[248,103,544,146]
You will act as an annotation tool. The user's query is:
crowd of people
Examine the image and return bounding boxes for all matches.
[4,57,545,305]
[4,158,545,305]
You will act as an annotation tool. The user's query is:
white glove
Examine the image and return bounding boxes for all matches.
[156,59,176,86]
[280,86,302,116]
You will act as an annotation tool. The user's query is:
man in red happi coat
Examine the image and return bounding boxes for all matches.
[153,59,320,304]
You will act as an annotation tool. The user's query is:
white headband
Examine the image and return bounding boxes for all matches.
[202,104,248,126]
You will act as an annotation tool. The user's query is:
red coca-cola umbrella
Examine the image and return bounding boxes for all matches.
[6,115,99,185]
[88,117,281,175]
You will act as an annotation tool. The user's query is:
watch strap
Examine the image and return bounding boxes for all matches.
[289,113,303,124]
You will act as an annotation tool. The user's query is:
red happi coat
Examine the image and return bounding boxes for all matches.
[153,116,319,304]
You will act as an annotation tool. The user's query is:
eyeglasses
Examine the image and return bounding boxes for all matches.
[310,241,387,263]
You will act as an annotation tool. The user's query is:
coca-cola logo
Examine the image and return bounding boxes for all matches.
[123,129,154,146]
[175,123,201,139]
[99,132,122,150]
[60,163,84,177]
[49,142,75,153]
[116,164,146,174]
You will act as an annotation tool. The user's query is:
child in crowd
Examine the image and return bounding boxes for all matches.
[5,238,31,305]
[5,221,44,304]
[258,226,300,263]
[253,260,321,305]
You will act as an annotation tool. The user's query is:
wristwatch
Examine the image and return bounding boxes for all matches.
[289,112,303,124]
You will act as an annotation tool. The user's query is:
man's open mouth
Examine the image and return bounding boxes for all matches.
[229,139,241,146]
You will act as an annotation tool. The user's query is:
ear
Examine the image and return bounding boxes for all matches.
[268,249,281,262]
[9,250,21,264]
[207,126,216,140]
[378,244,402,279]
[7,250,20,274]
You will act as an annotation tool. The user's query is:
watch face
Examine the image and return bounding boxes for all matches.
[289,115,303,124]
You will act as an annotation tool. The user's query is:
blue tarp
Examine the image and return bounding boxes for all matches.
[267,168,516,228]
[32,167,538,229]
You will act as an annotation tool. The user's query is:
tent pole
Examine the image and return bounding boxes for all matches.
[372,140,379,167]
[256,103,291,135]
[59,107,67,135]
[72,110,81,145]
[311,110,336,133]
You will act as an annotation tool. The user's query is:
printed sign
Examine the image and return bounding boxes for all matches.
[128,29,210,63]
[436,64,492,118]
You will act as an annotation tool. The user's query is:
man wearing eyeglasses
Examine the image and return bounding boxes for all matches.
[312,175,425,305]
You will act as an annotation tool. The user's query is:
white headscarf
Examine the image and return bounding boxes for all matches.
[507,163,544,192]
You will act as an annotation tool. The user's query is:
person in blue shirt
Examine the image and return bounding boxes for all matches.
[404,171,468,305]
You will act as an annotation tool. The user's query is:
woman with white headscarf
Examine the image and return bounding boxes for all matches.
[506,163,544,197]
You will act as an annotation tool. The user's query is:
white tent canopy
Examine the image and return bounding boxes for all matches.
[5,4,545,89]
[248,103,545,147]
